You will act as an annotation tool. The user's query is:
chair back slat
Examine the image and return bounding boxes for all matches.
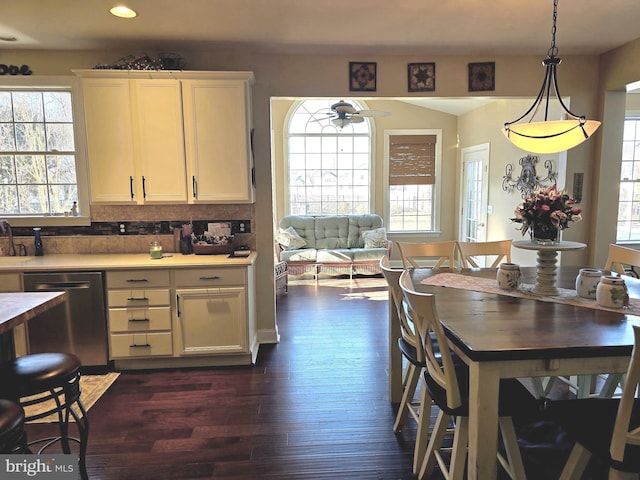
[605,244,640,277]
[379,256,421,355]
[396,241,457,270]
[611,324,640,458]
[399,270,462,410]
[457,239,512,269]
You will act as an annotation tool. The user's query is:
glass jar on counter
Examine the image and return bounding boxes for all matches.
[149,241,163,259]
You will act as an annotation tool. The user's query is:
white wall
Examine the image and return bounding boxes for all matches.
[0,46,623,343]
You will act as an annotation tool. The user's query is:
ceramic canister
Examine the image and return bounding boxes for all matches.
[497,262,521,290]
[575,268,602,299]
[596,276,628,309]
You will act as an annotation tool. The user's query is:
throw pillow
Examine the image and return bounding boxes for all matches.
[362,227,388,248]
[275,226,307,251]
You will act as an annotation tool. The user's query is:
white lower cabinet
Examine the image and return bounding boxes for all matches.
[106,270,173,359]
[105,264,256,367]
[175,287,246,355]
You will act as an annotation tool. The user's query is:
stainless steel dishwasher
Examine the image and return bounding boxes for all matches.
[23,271,109,368]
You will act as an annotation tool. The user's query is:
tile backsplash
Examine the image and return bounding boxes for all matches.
[0,204,255,256]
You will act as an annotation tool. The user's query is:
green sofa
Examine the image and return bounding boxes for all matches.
[276,214,391,277]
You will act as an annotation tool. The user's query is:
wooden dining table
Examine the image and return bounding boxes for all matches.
[0,291,66,361]
[388,266,640,480]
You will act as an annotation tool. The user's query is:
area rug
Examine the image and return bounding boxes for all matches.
[24,372,120,424]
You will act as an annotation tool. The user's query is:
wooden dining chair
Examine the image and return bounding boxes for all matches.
[380,255,431,474]
[605,244,640,278]
[457,239,512,268]
[545,324,640,480]
[396,240,457,270]
[399,270,540,480]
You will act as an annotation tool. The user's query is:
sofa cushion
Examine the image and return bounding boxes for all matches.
[361,227,388,248]
[317,249,354,263]
[314,216,350,250]
[351,247,390,262]
[348,214,384,248]
[275,226,307,250]
[279,216,317,248]
[279,248,318,263]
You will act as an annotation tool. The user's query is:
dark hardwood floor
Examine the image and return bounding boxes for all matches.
[25,276,607,479]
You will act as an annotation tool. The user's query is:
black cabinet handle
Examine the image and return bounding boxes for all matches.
[128,318,150,322]
[142,176,147,199]
[129,343,151,348]
[127,297,149,301]
[126,279,149,283]
[199,276,220,281]
[192,176,197,198]
[176,294,181,317]
[129,176,134,199]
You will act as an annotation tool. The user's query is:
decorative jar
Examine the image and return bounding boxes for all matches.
[575,268,602,299]
[596,276,628,309]
[497,262,521,290]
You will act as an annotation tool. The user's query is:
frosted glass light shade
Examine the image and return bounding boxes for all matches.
[503,119,601,154]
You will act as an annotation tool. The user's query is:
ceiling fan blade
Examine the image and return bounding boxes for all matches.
[349,115,365,123]
[355,109,390,118]
[310,113,336,123]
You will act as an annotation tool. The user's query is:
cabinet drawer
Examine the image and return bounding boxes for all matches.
[174,268,245,287]
[108,288,170,307]
[107,270,170,289]
[108,307,171,332]
[109,332,172,358]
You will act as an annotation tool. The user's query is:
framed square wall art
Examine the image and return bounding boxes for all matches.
[468,62,495,92]
[349,62,377,92]
[408,63,435,92]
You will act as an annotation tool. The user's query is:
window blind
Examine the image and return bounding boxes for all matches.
[388,134,436,185]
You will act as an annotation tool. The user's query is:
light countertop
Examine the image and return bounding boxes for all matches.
[0,252,256,273]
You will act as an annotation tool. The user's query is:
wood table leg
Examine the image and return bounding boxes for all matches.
[467,362,500,480]
[389,293,403,403]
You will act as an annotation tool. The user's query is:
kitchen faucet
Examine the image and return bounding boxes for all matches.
[0,219,17,256]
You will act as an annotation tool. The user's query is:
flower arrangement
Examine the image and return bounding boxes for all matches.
[511,185,582,241]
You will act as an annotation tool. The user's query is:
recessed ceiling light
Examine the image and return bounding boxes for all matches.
[109,5,137,18]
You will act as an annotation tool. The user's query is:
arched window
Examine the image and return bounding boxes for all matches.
[286,99,371,216]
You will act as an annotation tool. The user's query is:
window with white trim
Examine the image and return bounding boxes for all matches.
[0,78,89,225]
[617,118,640,241]
[287,99,371,216]
[385,130,442,233]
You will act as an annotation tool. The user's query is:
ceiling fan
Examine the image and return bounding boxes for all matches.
[314,100,390,128]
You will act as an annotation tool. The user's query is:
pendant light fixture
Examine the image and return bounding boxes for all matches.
[503,0,601,154]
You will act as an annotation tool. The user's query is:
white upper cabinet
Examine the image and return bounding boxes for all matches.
[132,79,188,203]
[80,77,138,203]
[182,76,254,203]
[75,70,254,205]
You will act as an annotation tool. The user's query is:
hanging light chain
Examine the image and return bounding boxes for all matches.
[548,0,559,58]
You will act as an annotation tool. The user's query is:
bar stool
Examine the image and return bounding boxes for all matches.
[0,353,89,479]
[0,399,28,453]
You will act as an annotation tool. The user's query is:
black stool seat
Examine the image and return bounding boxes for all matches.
[0,399,27,453]
[0,353,89,480]
[0,353,81,397]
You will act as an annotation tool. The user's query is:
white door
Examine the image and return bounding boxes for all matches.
[460,143,490,243]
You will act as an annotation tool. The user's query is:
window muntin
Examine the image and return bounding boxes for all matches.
[287,99,371,216]
[617,118,640,241]
[0,81,88,224]
[386,130,441,233]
